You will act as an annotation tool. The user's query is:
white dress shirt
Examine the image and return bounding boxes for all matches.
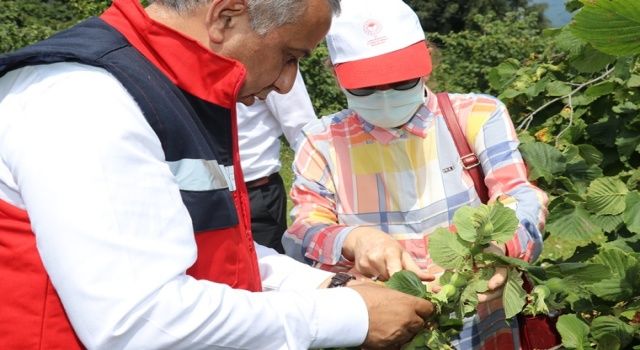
[237,70,316,182]
[0,62,367,350]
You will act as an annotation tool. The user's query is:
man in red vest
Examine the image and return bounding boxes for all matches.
[0,0,433,349]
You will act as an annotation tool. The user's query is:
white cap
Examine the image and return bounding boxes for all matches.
[326,0,431,89]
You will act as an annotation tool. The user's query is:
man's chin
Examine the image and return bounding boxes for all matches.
[238,95,256,106]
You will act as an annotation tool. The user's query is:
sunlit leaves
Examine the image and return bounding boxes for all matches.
[589,247,640,301]
[519,142,566,183]
[570,0,640,56]
[546,203,603,243]
[385,270,427,298]
[586,178,629,215]
[428,228,472,270]
[590,316,636,349]
[556,314,591,350]
[503,269,526,319]
[623,191,640,233]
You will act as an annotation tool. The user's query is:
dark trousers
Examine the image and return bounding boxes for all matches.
[247,172,286,253]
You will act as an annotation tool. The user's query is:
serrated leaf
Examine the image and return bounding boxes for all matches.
[591,214,625,232]
[586,177,629,215]
[556,314,590,350]
[578,144,604,166]
[519,142,566,183]
[503,269,526,319]
[385,270,426,298]
[624,191,640,233]
[453,206,479,243]
[584,81,616,99]
[546,80,572,96]
[615,133,640,161]
[541,234,580,261]
[569,45,616,73]
[488,203,520,244]
[570,0,640,56]
[592,247,638,277]
[554,27,586,56]
[488,59,520,91]
[546,203,604,242]
[544,263,611,285]
[481,253,532,270]
[458,278,488,316]
[428,228,472,270]
[596,334,621,350]
[469,204,494,244]
[591,316,636,349]
[566,160,604,184]
[589,247,640,301]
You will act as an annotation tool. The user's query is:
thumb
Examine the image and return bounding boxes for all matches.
[488,266,508,290]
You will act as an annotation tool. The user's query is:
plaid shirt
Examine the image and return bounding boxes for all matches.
[283,89,548,349]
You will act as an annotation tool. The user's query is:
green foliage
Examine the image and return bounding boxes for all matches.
[481,1,640,347]
[570,0,640,57]
[382,202,525,349]
[299,42,346,116]
[556,314,591,350]
[404,0,546,35]
[428,11,549,93]
[0,0,110,54]
[382,3,640,345]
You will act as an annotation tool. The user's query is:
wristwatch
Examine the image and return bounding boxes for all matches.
[327,272,356,288]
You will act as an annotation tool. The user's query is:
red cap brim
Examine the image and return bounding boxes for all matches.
[334,41,432,89]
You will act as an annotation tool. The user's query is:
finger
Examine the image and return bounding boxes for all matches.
[356,258,380,279]
[478,288,503,303]
[413,298,434,320]
[406,315,426,334]
[428,281,441,293]
[385,248,404,278]
[366,256,390,281]
[401,252,435,281]
[487,266,508,290]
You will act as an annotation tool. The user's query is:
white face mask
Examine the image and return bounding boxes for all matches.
[345,80,426,129]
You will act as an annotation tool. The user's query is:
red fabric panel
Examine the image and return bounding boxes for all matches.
[0,199,83,349]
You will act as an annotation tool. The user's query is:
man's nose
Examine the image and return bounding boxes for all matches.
[272,64,298,94]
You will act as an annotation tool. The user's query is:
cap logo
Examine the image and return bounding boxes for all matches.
[363,19,383,36]
[362,19,387,46]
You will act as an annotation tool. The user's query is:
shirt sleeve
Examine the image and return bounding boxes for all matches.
[282,132,356,270]
[0,63,367,350]
[266,69,317,151]
[466,96,549,262]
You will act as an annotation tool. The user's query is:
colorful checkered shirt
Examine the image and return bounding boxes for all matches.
[283,89,548,349]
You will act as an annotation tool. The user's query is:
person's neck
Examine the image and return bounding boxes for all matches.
[145,3,210,48]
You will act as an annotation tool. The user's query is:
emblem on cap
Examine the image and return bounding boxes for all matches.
[362,19,387,46]
[363,19,383,37]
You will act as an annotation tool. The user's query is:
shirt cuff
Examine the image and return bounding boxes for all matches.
[332,226,358,266]
[308,287,369,349]
[257,244,334,291]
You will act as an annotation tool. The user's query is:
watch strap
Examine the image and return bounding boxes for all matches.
[328,272,356,288]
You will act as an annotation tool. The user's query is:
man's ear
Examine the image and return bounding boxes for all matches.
[206,0,248,44]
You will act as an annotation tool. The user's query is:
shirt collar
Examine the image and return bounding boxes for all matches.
[100,0,245,109]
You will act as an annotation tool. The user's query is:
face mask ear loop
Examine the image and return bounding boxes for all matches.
[421,80,431,107]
